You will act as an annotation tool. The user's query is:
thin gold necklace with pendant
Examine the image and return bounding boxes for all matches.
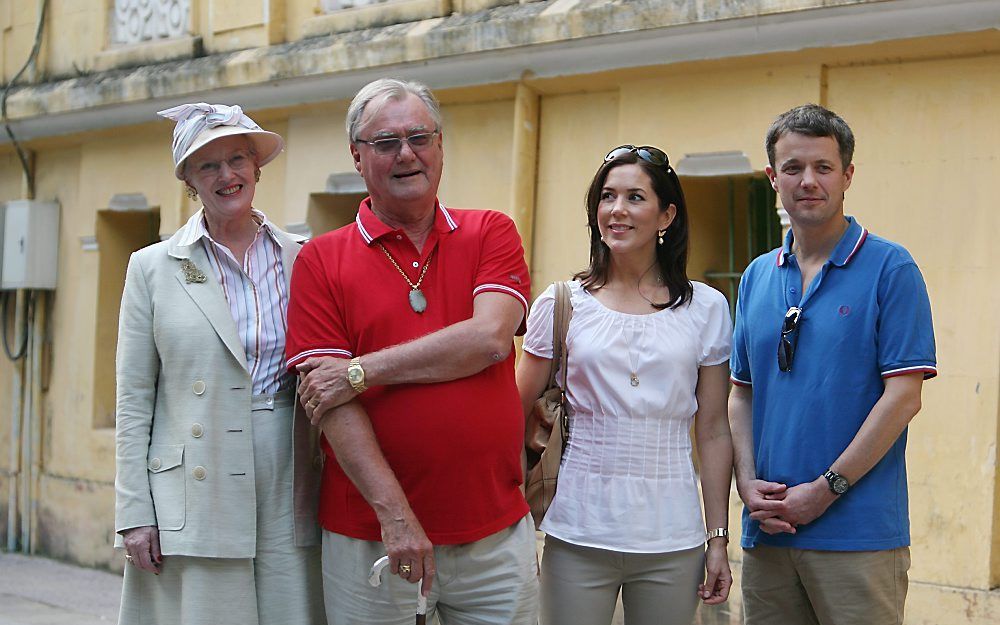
[620,317,641,387]
[377,243,434,313]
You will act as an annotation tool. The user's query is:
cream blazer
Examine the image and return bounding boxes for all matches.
[114,213,321,558]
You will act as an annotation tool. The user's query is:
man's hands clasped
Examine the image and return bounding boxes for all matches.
[738,476,839,535]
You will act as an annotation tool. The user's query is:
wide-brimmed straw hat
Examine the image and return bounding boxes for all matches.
[157,103,284,179]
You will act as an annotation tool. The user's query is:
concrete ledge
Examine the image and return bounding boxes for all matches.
[302,0,452,37]
[4,0,1000,142]
[454,0,520,13]
[92,36,203,73]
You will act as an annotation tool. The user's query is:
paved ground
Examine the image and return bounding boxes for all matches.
[0,553,121,625]
[0,550,739,625]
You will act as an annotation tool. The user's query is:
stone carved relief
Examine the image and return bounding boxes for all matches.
[113,0,190,45]
[320,0,391,12]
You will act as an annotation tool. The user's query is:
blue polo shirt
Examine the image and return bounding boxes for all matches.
[731,216,936,551]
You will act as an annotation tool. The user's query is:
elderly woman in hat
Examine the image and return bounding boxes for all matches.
[113,103,324,625]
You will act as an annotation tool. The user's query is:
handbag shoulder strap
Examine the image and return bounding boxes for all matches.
[546,281,573,389]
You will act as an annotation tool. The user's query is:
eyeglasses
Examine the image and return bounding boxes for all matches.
[356,130,440,156]
[777,307,803,372]
[604,145,671,169]
[190,150,254,176]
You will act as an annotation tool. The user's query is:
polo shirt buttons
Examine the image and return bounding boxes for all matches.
[191,423,204,438]
[395,235,402,240]
[192,380,206,395]
[192,466,207,481]
[149,458,162,471]
[266,397,273,406]
[411,261,419,268]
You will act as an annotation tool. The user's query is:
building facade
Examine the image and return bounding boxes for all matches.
[0,1,998,622]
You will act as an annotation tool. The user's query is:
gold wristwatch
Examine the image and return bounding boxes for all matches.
[346,357,368,393]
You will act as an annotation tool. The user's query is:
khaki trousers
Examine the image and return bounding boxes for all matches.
[322,514,539,625]
[742,544,910,625]
[539,536,704,625]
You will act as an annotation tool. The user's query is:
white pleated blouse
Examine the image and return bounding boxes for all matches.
[523,280,732,553]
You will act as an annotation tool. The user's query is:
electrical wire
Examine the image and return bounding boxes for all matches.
[1,0,50,199]
[2,290,32,361]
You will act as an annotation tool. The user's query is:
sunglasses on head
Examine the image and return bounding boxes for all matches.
[777,307,803,372]
[604,145,671,169]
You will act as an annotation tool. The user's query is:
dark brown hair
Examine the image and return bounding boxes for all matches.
[574,151,693,309]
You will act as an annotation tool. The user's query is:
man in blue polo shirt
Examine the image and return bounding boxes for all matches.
[729,104,936,625]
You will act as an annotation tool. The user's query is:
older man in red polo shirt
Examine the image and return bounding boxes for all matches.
[286,78,538,624]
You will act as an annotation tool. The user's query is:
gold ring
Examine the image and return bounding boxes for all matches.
[399,563,412,577]
[307,399,318,409]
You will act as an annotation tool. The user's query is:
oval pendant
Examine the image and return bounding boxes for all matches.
[408,288,427,314]
[630,374,639,387]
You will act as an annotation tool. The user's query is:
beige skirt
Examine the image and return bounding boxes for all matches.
[118,393,324,625]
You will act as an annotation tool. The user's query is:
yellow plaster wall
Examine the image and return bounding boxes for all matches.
[283,103,354,228]
[43,131,177,487]
[532,90,620,297]
[0,149,21,197]
[284,0,317,43]
[26,145,124,566]
[438,100,514,214]
[827,53,1000,590]
[204,0,285,52]
[251,118,290,225]
[40,145,103,484]
[44,0,105,78]
[0,151,24,544]
[617,64,822,173]
[211,0,267,32]
[2,0,38,82]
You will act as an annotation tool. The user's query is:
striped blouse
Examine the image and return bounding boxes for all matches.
[193,209,292,395]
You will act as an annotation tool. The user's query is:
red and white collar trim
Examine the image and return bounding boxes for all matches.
[355,199,458,245]
[841,228,868,265]
[355,210,374,244]
[776,221,868,268]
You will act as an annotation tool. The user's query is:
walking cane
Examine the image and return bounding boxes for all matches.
[369,555,428,625]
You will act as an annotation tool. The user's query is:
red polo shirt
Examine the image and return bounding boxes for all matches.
[286,198,531,544]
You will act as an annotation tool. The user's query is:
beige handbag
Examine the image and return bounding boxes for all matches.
[524,281,572,530]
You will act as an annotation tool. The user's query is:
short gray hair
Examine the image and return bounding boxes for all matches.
[346,78,442,141]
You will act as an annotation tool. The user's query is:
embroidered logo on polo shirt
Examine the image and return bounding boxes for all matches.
[509,274,522,284]
[838,305,851,317]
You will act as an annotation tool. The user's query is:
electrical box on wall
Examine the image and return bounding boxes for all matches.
[0,200,60,290]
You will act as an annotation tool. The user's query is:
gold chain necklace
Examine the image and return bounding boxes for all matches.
[377,243,434,313]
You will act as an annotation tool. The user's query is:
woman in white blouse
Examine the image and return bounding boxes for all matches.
[517,145,734,625]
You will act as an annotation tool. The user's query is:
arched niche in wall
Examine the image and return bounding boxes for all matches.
[91,194,161,429]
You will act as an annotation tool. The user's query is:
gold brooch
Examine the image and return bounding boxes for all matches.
[181,259,207,284]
